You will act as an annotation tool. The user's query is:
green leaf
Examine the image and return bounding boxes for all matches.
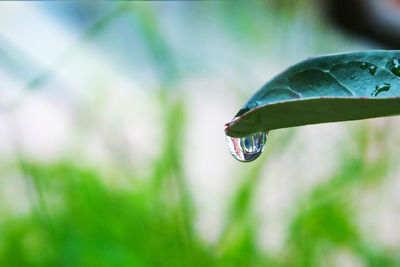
[225,50,400,137]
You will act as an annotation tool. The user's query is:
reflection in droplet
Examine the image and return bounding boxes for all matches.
[369,64,377,75]
[360,62,369,69]
[226,132,268,162]
[371,83,391,96]
[350,75,356,79]
[391,58,400,77]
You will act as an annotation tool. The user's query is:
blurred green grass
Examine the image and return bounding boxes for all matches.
[1,113,399,266]
[0,1,400,266]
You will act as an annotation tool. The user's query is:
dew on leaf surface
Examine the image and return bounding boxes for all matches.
[369,64,377,75]
[391,58,400,77]
[360,62,369,69]
[371,83,391,96]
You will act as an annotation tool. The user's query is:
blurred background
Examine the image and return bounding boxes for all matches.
[0,1,400,266]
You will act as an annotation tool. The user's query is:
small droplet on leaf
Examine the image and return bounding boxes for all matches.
[369,64,377,75]
[371,83,391,96]
[226,131,268,162]
[391,58,400,77]
[350,75,356,79]
[360,62,369,69]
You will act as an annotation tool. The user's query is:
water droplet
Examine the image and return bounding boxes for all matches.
[369,64,377,75]
[226,132,268,162]
[391,58,400,77]
[360,62,369,69]
[371,83,391,96]
[350,75,356,79]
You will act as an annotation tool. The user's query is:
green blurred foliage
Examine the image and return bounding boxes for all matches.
[0,162,212,267]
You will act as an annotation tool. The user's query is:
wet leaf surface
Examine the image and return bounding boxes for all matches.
[226,50,400,137]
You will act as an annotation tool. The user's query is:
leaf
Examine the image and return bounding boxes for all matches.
[225,50,400,137]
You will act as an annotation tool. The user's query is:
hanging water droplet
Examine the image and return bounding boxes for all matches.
[350,75,356,79]
[371,83,391,96]
[391,58,400,77]
[226,132,268,162]
[360,62,369,69]
[369,64,377,75]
